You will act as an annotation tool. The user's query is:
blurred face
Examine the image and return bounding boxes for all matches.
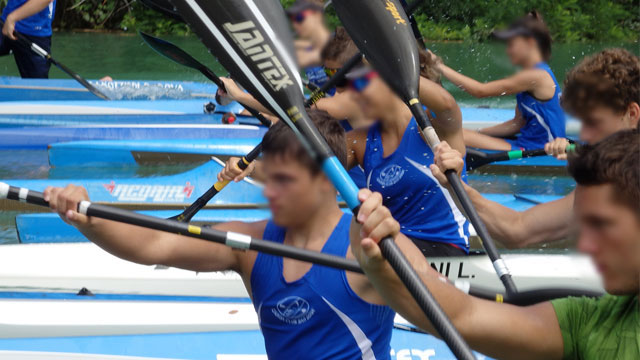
[505,36,536,66]
[290,10,323,39]
[349,73,396,119]
[323,59,348,93]
[575,184,640,295]
[577,103,640,144]
[262,155,333,228]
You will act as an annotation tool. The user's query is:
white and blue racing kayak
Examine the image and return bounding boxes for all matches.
[0,294,480,360]
[1,159,266,211]
[0,123,265,150]
[0,77,221,101]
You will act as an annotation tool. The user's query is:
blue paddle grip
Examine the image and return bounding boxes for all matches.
[322,156,360,210]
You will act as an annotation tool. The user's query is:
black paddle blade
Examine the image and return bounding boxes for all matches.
[140,31,203,71]
[169,0,331,161]
[465,148,493,171]
[333,0,420,102]
[139,0,184,22]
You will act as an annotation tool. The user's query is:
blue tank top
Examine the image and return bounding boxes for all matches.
[1,0,56,37]
[251,213,395,359]
[305,65,336,96]
[514,62,566,150]
[363,118,470,251]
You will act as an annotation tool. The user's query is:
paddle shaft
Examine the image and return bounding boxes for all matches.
[400,0,426,49]
[0,21,110,100]
[1,183,362,273]
[172,143,263,222]
[139,32,271,127]
[466,144,576,170]
[409,103,518,296]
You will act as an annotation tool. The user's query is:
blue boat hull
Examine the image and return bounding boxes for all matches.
[0,77,221,101]
[2,160,267,209]
[48,138,263,166]
[0,123,266,150]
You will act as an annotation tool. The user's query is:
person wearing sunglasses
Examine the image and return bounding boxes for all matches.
[434,11,566,151]
[343,62,470,257]
[286,0,333,93]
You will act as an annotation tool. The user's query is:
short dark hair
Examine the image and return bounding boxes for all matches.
[562,49,640,117]
[261,109,346,175]
[568,128,639,213]
[321,26,358,65]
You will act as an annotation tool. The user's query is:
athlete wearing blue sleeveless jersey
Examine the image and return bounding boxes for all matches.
[45,111,429,360]
[1,0,56,78]
[436,11,566,151]
[346,64,471,257]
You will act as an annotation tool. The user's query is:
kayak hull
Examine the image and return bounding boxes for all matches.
[0,77,221,101]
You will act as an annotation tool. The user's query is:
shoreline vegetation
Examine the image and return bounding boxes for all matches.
[0,0,638,43]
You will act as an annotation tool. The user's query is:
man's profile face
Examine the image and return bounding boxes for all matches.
[575,184,640,295]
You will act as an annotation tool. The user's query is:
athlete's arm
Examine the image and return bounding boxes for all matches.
[2,0,53,39]
[351,229,564,360]
[218,77,275,116]
[430,142,574,247]
[438,64,552,99]
[418,77,465,154]
[314,92,364,126]
[43,185,266,274]
[218,156,265,183]
[476,107,526,138]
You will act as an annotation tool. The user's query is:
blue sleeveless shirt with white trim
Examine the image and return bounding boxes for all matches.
[514,62,566,150]
[250,213,395,359]
[362,118,470,252]
[1,0,56,37]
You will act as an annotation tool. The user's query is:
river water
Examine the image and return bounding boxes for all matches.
[0,33,637,245]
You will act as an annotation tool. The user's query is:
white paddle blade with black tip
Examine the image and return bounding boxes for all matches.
[333,0,518,297]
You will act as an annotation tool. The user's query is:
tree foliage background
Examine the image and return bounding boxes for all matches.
[0,0,637,42]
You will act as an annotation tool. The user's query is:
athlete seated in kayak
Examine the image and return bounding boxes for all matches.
[431,48,639,248]
[353,129,639,360]
[344,63,470,257]
[0,0,56,78]
[435,11,566,151]
[43,111,425,360]
[286,0,332,91]
[219,61,470,257]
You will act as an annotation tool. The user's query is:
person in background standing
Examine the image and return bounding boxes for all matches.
[1,0,56,78]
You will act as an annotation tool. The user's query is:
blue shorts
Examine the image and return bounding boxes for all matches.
[0,33,51,78]
[504,138,525,151]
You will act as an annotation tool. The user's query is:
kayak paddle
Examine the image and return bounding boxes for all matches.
[334,0,518,302]
[400,0,427,49]
[170,0,469,356]
[466,144,576,171]
[0,182,602,306]
[0,20,110,100]
[169,44,362,223]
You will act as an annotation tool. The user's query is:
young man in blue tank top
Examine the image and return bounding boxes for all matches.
[43,110,429,360]
[344,63,471,257]
[436,11,566,151]
[1,0,56,78]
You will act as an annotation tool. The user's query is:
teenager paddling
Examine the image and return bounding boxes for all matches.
[344,63,470,257]
[432,48,639,248]
[353,129,640,360]
[44,111,424,360]
[436,11,566,151]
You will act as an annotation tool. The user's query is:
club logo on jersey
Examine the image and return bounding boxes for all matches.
[103,181,194,202]
[273,296,315,325]
[224,21,294,91]
[377,164,405,187]
[384,0,407,25]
